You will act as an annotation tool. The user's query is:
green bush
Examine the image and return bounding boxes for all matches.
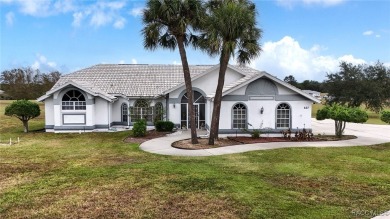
[251,129,261,138]
[155,121,174,132]
[381,111,390,124]
[133,119,147,137]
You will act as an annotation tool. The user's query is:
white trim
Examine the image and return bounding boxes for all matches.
[37,80,117,102]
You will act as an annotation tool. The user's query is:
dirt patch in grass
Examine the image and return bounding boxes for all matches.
[173,135,357,150]
[154,193,246,219]
[124,130,172,144]
[265,175,388,208]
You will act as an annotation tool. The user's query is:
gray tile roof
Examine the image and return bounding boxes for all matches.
[53,64,216,97]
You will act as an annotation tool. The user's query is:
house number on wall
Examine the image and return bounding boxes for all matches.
[304,106,309,109]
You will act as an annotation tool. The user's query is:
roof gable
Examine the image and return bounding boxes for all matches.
[221,72,320,103]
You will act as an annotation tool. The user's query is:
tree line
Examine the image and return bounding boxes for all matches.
[0,67,61,100]
[284,61,390,113]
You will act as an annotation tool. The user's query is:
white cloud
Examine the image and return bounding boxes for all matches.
[2,0,127,29]
[173,61,182,65]
[75,1,127,29]
[72,12,84,27]
[376,34,381,38]
[119,60,125,64]
[114,17,126,29]
[31,54,58,72]
[276,0,346,8]
[129,7,144,17]
[363,30,374,36]
[131,59,137,64]
[251,36,367,81]
[90,10,112,27]
[5,11,14,26]
[7,0,76,17]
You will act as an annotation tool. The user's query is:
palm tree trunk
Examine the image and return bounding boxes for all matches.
[177,35,198,144]
[208,50,230,145]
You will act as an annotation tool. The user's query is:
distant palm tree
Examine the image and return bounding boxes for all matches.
[197,0,262,145]
[142,0,204,144]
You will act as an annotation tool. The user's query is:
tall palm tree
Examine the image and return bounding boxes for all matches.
[197,0,262,145]
[142,0,204,144]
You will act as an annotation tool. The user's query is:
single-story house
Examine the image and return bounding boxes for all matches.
[37,64,320,133]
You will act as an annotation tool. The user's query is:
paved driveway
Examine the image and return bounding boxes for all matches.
[140,119,390,157]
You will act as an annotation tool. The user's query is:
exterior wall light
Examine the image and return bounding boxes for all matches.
[260,106,264,114]
[173,103,175,108]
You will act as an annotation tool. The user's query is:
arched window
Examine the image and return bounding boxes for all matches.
[121,103,128,123]
[154,102,163,122]
[130,99,153,122]
[232,103,247,129]
[62,90,86,110]
[276,103,291,129]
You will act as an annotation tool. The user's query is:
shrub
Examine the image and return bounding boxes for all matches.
[381,111,390,124]
[133,119,147,137]
[155,121,174,132]
[244,122,262,138]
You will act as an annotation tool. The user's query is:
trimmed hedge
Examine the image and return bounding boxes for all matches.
[155,121,174,132]
[133,119,147,137]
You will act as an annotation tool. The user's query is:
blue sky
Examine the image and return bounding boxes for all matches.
[1,0,389,81]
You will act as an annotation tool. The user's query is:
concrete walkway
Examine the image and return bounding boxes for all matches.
[140,119,390,157]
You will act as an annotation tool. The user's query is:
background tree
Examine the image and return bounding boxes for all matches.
[316,104,368,137]
[142,0,204,144]
[300,80,322,91]
[324,61,390,112]
[4,100,41,133]
[197,0,262,145]
[381,111,390,124]
[1,67,61,100]
[283,75,300,88]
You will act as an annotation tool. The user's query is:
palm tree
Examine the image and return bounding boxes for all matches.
[142,0,204,144]
[197,0,262,145]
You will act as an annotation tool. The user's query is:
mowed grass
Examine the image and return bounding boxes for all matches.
[1,100,390,218]
[312,103,389,125]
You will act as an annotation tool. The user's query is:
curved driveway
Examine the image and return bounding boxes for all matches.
[140,119,390,157]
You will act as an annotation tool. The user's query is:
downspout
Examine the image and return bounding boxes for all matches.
[107,101,110,130]
[165,94,169,121]
[128,98,130,127]
[208,98,212,133]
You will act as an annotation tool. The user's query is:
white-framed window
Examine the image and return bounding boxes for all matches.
[276,103,291,129]
[122,103,128,123]
[232,103,247,129]
[62,90,86,110]
[130,99,153,122]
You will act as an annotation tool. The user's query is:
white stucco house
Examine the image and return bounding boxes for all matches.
[37,64,320,133]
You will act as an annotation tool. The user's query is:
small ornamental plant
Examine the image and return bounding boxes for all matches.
[244,122,262,139]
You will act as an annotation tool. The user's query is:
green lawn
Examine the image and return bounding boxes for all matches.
[1,100,390,218]
[312,103,389,125]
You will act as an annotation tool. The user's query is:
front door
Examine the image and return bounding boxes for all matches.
[180,103,205,129]
[180,91,206,129]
